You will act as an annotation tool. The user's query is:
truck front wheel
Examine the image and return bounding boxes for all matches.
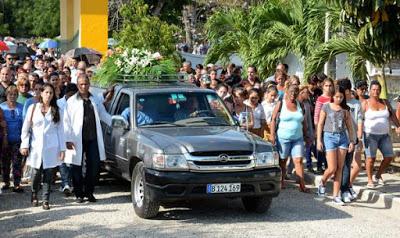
[242,196,272,213]
[131,162,160,218]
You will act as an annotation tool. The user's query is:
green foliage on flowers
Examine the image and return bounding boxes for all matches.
[114,0,180,60]
[93,49,177,87]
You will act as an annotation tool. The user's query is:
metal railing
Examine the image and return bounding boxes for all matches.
[114,73,189,85]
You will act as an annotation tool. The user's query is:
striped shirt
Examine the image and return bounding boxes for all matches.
[314,95,331,125]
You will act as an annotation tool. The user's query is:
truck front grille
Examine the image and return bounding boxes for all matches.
[190,150,253,156]
[193,160,251,166]
[186,152,255,172]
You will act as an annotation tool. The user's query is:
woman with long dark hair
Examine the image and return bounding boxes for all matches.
[317,85,355,205]
[232,87,254,130]
[20,83,66,210]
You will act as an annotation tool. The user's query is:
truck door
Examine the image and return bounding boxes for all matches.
[105,91,131,176]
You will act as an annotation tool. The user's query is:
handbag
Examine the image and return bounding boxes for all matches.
[26,103,37,154]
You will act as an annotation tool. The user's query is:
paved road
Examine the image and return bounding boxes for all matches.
[1,174,399,238]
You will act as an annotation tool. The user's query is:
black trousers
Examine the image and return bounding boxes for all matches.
[71,139,100,198]
[31,166,53,202]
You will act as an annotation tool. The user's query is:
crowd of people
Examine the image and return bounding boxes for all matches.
[0,45,111,210]
[0,42,399,210]
[180,61,400,205]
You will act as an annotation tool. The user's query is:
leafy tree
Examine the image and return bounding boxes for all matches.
[0,13,9,35]
[114,0,180,59]
[205,0,339,78]
[28,0,60,37]
[306,0,400,98]
[2,0,59,37]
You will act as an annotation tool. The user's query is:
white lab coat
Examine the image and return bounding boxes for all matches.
[63,93,111,166]
[20,103,66,169]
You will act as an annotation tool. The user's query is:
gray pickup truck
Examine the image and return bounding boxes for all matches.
[97,80,281,218]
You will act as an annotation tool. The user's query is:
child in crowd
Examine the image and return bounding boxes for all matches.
[317,85,355,205]
[313,78,334,174]
[261,85,278,141]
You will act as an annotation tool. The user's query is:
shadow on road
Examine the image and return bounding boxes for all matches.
[0,172,353,238]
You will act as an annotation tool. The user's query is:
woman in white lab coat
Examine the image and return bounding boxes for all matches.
[20,83,66,210]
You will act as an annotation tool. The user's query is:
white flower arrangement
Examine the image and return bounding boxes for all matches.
[94,47,177,86]
[113,48,163,74]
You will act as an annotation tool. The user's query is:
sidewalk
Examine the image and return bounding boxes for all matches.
[304,170,400,211]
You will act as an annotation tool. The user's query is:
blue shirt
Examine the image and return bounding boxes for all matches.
[0,102,24,143]
[121,108,153,126]
[277,100,303,140]
[23,97,39,120]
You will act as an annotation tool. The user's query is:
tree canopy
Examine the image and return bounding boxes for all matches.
[114,0,180,59]
[205,0,339,78]
[1,0,60,38]
[327,0,400,63]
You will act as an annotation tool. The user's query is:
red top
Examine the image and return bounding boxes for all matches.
[314,95,331,125]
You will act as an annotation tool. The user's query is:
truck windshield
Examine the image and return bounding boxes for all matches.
[135,92,236,127]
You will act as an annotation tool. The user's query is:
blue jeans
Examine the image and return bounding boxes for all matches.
[305,143,316,168]
[341,150,354,193]
[364,133,394,158]
[277,137,304,159]
[59,163,71,188]
[323,131,349,151]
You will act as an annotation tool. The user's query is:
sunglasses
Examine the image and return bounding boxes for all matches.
[7,58,16,60]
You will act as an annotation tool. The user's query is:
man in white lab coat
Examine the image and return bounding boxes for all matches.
[63,75,111,203]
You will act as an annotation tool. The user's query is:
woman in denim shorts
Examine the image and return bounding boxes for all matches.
[362,81,400,188]
[317,85,355,205]
[271,84,310,192]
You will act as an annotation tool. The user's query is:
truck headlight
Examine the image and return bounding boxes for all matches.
[254,151,279,168]
[152,153,189,171]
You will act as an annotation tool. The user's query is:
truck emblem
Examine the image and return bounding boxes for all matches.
[218,154,230,162]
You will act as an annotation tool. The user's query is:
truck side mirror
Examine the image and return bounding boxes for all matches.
[111,115,129,130]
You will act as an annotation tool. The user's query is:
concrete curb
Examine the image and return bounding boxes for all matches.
[304,172,400,211]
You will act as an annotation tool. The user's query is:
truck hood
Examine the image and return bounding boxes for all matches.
[138,126,272,154]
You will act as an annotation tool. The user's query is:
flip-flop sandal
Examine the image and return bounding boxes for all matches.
[366,183,375,189]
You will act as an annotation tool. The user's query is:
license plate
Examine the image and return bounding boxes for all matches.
[206,183,241,193]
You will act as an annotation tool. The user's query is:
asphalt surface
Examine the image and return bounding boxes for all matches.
[1,174,399,238]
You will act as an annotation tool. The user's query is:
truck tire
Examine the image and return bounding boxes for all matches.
[131,162,160,218]
[242,196,272,213]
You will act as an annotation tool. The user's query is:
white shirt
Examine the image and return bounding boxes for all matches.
[244,100,265,129]
[70,68,78,84]
[262,101,277,124]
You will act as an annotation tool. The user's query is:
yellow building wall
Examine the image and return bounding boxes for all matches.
[80,0,108,55]
[60,0,108,55]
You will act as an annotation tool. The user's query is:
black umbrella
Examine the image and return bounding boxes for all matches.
[65,47,102,59]
[7,44,35,58]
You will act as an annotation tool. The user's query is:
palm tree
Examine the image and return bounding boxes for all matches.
[305,0,400,98]
[205,0,340,78]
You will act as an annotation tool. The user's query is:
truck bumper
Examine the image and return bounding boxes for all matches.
[144,167,281,202]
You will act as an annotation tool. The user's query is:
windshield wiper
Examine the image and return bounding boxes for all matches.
[178,117,232,126]
[140,121,187,127]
